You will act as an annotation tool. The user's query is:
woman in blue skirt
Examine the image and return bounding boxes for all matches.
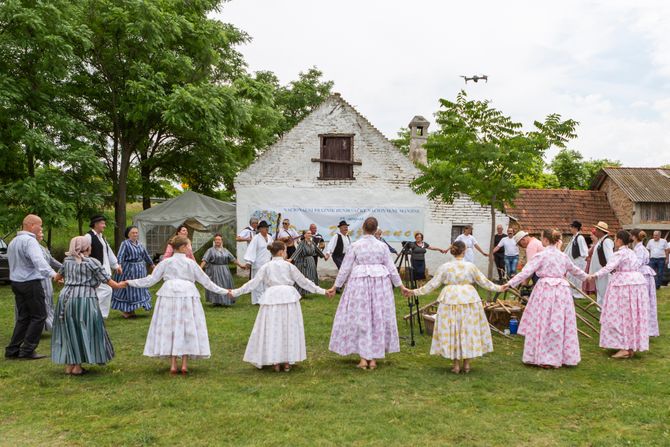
[112,226,154,318]
[52,236,124,375]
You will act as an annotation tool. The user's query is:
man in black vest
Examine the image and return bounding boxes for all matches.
[589,221,613,305]
[324,220,351,269]
[84,215,121,318]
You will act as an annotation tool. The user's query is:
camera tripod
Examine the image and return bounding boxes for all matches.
[395,246,422,346]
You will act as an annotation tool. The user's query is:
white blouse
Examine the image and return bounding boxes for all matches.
[244,233,274,266]
[127,253,227,297]
[232,257,325,304]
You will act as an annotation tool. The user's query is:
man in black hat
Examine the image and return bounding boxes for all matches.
[84,214,121,318]
[564,220,588,297]
[324,220,351,270]
[243,220,274,305]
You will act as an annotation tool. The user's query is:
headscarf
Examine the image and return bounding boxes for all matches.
[66,236,91,264]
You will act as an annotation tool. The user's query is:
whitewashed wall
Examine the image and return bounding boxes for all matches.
[235,94,508,277]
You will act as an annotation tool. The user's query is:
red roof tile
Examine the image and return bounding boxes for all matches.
[505,189,622,235]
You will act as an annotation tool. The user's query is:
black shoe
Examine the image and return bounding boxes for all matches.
[18,352,47,360]
[4,352,19,360]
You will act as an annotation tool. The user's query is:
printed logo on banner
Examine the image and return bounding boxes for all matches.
[249,207,424,242]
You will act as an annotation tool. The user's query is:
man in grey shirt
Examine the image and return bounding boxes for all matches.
[5,214,58,360]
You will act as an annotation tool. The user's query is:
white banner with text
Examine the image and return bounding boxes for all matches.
[250,206,424,242]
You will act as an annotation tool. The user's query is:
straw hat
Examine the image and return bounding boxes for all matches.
[594,221,609,233]
[513,231,529,244]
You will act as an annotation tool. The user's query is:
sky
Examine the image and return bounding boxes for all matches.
[215,0,670,167]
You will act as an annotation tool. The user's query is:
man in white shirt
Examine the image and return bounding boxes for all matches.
[492,227,519,278]
[244,220,274,304]
[5,214,58,360]
[236,218,258,244]
[84,215,121,318]
[564,220,589,297]
[646,231,669,290]
[324,220,351,270]
[453,225,488,263]
[589,221,614,305]
[277,218,300,258]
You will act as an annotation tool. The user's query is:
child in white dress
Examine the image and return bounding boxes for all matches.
[123,236,227,375]
[229,241,333,371]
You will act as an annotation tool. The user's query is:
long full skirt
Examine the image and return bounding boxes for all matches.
[143,295,211,359]
[329,276,399,360]
[644,274,659,337]
[111,261,152,312]
[600,284,649,351]
[517,283,580,367]
[431,302,493,360]
[294,257,319,297]
[205,264,235,305]
[243,302,306,368]
[51,296,115,365]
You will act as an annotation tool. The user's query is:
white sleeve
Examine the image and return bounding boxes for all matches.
[496,238,505,248]
[127,261,166,288]
[324,236,337,255]
[192,261,228,295]
[231,265,267,297]
[578,235,588,257]
[289,264,325,294]
[604,238,614,261]
[244,237,258,264]
[107,244,118,269]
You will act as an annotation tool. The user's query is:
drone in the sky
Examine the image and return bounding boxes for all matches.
[460,74,488,84]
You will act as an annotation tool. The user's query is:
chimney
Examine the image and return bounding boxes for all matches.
[408,115,430,165]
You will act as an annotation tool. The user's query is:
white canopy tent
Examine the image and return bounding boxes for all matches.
[133,191,236,258]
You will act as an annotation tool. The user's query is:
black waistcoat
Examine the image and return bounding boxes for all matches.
[88,230,105,264]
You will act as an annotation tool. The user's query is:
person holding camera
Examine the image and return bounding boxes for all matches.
[404,232,446,281]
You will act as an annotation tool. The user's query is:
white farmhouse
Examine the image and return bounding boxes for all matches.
[235,93,508,277]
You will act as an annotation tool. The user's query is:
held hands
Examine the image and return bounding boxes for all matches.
[500,283,510,292]
[400,285,414,297]
[325,286,336,298]
[115,266,123,275]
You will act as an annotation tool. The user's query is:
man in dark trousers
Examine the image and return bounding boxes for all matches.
[5,214,57,360]
[492,224,506,282]
[309,223,325,268]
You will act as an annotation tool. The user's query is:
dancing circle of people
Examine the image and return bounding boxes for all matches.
[5,213,662,376]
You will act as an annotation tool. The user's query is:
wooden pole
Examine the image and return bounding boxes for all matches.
[574,311,600,334]
[489,323,514,339]
[569,283,601,311]
[577,328,592,339]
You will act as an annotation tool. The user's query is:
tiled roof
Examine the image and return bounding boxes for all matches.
[505,189,622,234]
[592,167,670,203]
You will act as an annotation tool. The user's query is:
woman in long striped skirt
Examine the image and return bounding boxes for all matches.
[52,236,124,375]
[111,226,154,319]
[290,230,324,296]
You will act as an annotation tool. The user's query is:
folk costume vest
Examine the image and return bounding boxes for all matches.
[571,235,581,259]
[87,230,105,264]
[333,233,349,256]
[597,237,610,267]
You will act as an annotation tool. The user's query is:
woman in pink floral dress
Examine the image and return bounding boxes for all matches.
[507,230,588,368]
[589,230,650,359]
[327,217,408,370]
[631,230,659,337]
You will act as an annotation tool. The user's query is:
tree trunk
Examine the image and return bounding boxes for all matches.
[488,201,496,279]
[114,144,132,251]
[141,159,151,210]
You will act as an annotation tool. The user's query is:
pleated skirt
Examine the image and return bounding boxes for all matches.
[600,284,649,352]
[111,261,152,312]
[143,295,210,359]
[430,302,493,360]
[243,302,306,368]
[51,296,115,365]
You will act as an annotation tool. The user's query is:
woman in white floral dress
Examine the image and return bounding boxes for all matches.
[123,235,228,375]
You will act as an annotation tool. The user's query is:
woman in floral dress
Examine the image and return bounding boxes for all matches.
[407,241,503,374]
[507,229,588,368]
[589,230,649,359]
[326,217,409,370]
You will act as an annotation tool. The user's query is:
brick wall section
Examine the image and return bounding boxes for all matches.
[235,94,509,276]
[602,177,634,226]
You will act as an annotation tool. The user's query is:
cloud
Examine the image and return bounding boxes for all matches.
[216,0,670,167]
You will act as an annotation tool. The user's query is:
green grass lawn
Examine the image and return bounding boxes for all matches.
[1,280,669,447]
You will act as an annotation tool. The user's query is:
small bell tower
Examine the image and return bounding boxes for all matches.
[408,115,430,165]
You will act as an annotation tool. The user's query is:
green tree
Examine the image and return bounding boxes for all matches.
[411,91,578,277]
[582,158,621,188]
[274,67,334,135]
[0,0,91,239]
[70,0,253,247]
[390,128,411,155]
[549,149,621,190]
